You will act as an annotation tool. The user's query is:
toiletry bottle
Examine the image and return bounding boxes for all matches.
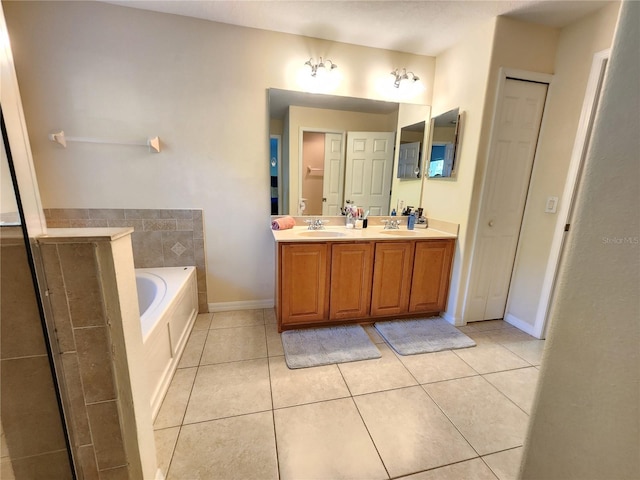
[391,209,396,216]
[407,212,416,230]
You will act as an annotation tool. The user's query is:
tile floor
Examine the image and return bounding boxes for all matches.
[153,310,545,480]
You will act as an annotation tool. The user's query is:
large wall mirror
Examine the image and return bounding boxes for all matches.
[268,88,430,216]
[427,108,462,178]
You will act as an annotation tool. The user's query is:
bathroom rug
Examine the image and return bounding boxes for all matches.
[374,317,476,355]
[281,325,381,369]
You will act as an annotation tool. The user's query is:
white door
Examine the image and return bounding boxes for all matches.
[466,79,548,321]
[398,141,420,178]
[344,131,395,215]
[322,133,344,215]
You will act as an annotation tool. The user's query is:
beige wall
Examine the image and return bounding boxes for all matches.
[3,0,434,307]
[521,1,639,477]
[421,18,497,324]
[507,2,620,330]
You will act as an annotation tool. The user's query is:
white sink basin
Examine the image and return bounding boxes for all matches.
[381,230,419,236]
[297,230,347,238]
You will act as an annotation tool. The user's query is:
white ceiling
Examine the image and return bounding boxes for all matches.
[105,0,612,56]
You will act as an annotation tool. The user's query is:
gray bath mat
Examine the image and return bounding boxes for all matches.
[281,325,381,369]
[374,317,476,355]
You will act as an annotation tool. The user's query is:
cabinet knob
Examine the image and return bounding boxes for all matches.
[488,220,494,227]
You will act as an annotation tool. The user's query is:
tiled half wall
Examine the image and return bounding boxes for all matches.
[44,209,208,313]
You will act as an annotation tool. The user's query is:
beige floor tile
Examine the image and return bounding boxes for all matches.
[264,307,277,324]
[191,313,213,330]
[183,359,271,424]
[168,412,278,480]
[265,324,284,357]
[200,325,267,364]
[154,427,179,477]
[452,343,530,374]
[483,367,539,414]
[461,320,509,333]
[424,376,530,455]
[363,324,386,344]
[154,368,197,430]
[210,309,264,329]
[338,343,417,395]
[485,328,536,344]
[177,330,208,368]
[397,349,478,384]
[269,356,350,409]
[483,447,523,480]
[501,340,545,366]
[354,386,476,478]
[401,458,498,480]
[274,398,388,480]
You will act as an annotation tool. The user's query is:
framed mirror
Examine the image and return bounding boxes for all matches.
[268,88,430,216]
[427,108,462,178]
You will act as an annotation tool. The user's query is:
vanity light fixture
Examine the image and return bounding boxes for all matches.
[391,68,420,88]
[304,57,338,77]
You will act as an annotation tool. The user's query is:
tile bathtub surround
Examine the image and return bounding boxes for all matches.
[0,229,73,478]
[38,229,157,480]
[44,208,208,313]
[155,312,544,480]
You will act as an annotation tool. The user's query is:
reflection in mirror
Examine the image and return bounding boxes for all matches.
[397,121,425,179]
[427,108,461,178]
[1,130,20,226]
[268,88,429,216]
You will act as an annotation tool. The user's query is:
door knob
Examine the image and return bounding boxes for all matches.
[488,220,494,227]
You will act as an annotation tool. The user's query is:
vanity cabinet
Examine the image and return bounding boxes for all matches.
[371,241,414,316]
[277,238,455,330]
[279,243,330,326]
[330,242,374,320]
[409,240,455,313]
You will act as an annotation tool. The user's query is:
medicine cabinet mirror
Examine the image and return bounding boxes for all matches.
[397,120,425,179]
[427,108,462,179]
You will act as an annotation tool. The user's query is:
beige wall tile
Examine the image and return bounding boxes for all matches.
[161,232,194,267]
[0,244,47,358]
[60,353,93,445]
[47,208,89,219]
[143,219,177,231]
[46,219,72,228]
[125,209,160,220]
[9,449,73,480]
[131,231,164,268]
[58,243,105,328]
[0,357,68,458]
[75,327,116,403]
[77,445,99,480]
[86,401,127,470]
[107,218,144,231]
[69,219,109,228]
[176,219,194,231]
[88,209,125,220]
[159,209,193,219]
[98,466,129,480]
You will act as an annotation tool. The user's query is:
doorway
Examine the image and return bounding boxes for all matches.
[465,72,551,323]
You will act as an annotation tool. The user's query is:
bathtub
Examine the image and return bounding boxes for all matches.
[136,266,198,419]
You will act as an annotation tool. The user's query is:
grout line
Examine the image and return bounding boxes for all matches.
[348,396,391,479]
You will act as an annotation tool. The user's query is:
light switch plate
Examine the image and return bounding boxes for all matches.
[545,196,558,213]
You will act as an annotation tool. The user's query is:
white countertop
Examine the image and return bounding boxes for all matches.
[272,225,457,242]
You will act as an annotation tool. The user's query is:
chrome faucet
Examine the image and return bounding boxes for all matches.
[383,219,401,230]
[305,218,327,230]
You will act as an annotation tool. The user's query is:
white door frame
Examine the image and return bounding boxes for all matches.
[531,49,610,339]
[463,68,553,327]
[297,127,345,214]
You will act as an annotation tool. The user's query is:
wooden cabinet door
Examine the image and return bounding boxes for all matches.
[371,241,414,317]
[280,243,330,326]
[409,240,455,313]
[330,242,374,320]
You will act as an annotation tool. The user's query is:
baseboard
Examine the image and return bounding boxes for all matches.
[504,313,539,338]
[208,299,275,312]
